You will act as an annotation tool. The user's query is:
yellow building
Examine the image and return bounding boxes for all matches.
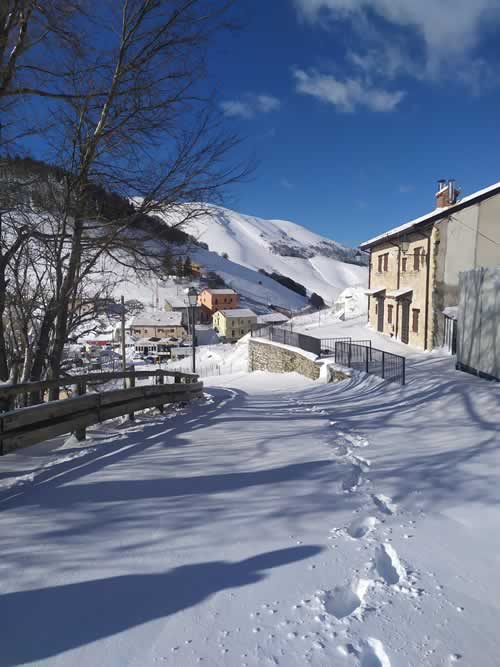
[212,308,257,342]
[361,179,500,351]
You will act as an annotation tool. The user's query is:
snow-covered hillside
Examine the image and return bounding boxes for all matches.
[170,205,368,306]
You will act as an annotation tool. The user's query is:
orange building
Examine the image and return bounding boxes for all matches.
[197,288,240,323]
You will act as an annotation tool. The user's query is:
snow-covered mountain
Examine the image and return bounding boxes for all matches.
[179,205,368,306]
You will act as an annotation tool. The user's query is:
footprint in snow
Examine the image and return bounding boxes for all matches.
[322,579,372,620]
[374,543,406,586]
[372,494,397,515]
[355,637,392,667]
[339,432,369,448]
[332,444,350,457]
[347,516,379,539]
[342,464,363,492]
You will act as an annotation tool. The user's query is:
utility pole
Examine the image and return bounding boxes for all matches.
[121,295,127,389]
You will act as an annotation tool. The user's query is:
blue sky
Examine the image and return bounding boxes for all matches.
[209,0,500,247]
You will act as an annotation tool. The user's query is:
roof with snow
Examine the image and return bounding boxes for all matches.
[201,288,237,295]
[128,311,183,327]
[164,294,189,308]
[257,313,290,324]
[360,181,500,249]
[215,308,257,318]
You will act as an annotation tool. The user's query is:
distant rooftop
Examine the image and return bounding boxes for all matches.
[201,288,237,295]
[257,312,290,324]
[217,308,257,318]
[128,311,183,327]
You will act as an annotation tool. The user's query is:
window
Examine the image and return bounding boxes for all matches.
[402,257,407,272]
[387,304,393,324]
[375,303,378,315]
[383,253,389,272]
[231,329,235,337]
[412,308,420,333]
[378,255,383,272]
[413,247,422,271]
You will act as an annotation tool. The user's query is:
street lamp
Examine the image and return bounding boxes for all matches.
[400,237,410,254]
[187,286,198,373]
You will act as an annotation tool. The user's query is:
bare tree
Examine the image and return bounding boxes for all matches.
[1,1,249,384]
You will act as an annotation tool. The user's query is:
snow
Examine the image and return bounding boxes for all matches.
[1,317,499,666]
[216,308,257,318]
[177,204,368,305]
[443,306,458,320]
[128,311,183,327]
[257,313,289,325]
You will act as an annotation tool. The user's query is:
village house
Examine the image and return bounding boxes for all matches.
[164,294,201,326]
[114,311,186,342]
[256,312,290,326]
[212,308,257,343]
[360,179,500,351]
[197,288,240,323]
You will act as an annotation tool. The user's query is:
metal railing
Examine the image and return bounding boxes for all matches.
[251,325,321,356]
[334,341,406,385]
[320,337,372,358]
[0,369,202,455]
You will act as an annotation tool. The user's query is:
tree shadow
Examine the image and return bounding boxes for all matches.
[13,459,336,510]
[1,545,322,666]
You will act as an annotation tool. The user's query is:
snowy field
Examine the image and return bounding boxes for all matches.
[0,319,499,666]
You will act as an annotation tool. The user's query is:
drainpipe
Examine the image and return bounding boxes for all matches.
[396,244,401,339]
[424,233,431,350]
[412,228,433,351]
[367,249,372,322]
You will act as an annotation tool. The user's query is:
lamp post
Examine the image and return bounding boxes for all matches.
[187,287,198,373]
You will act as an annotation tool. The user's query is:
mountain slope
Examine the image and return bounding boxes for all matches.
[179,205,367,305]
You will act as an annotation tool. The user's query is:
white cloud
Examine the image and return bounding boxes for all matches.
[256,95,281,113]
[293,0,497,63]
[293,68,404,112]
[221,100,255,119]
[280,177,294,189]
[221,94,281,119]
[293,0,499,89]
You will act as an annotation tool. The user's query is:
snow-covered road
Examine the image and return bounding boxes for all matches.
[0,355,499,666]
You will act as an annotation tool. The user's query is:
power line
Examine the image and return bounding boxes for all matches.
[449,214,500,248]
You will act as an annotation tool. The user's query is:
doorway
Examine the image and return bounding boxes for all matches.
[401,301,410,344]
[377,297,384,332]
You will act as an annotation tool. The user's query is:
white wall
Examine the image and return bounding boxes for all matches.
[457,267,500,379]
[442,204,479,287]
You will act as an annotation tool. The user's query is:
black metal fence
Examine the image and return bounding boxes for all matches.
[320,337,372,358]
[334,341,406,385]
[251,325,321,356]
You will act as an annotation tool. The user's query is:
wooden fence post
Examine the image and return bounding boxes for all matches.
[0,394,8,455]
[75,381,87,441]
[158,373,164,413]
[128,373,136,421]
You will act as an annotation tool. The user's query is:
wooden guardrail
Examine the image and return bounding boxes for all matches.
[0,369,203,455]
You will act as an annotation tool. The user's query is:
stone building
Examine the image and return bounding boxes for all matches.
[360,180,500,351]
[116,311,186,341]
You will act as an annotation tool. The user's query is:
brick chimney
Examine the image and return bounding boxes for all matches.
[436,179,458,208]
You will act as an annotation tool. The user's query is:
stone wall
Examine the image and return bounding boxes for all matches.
[248,339,322,380]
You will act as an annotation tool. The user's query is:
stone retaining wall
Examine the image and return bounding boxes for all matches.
[248,339,322,380]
